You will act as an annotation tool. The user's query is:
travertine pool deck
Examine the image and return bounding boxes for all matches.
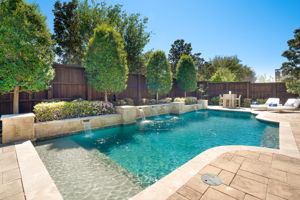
[167,150,300,200]
[0,141,63,200]
[0,145,24,200]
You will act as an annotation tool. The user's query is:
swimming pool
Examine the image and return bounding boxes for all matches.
[35,110,279,200]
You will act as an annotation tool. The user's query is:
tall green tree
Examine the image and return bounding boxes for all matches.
[210,56,256,82]
[281,28,300,96]
[168,39,204,75]
[57,0,150,72]
[209,68,237,82]
[146,50,173,101]
[53,0,83,64]
[84,24,128,102]
[176,55,197,97]
[0,0,54,114]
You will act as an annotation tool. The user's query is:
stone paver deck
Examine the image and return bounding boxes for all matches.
[168,150,300,200]
[0,144,25,200]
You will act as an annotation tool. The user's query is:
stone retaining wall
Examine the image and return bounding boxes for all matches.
[1,100,208,143]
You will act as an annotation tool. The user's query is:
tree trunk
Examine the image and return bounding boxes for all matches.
[156,92,159,103]
[104,91,108,102]
[184,91,187,98]
[13,86,20,114]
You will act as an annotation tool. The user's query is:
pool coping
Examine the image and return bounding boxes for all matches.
[14,140,63,200]
[130,106,300,200]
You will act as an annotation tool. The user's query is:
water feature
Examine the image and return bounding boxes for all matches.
[138,108,146,120]
[82,120,93,138]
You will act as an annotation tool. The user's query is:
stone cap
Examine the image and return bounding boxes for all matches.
[1,113,35,120]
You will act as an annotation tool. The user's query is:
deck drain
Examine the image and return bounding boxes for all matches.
[201,173,222,186]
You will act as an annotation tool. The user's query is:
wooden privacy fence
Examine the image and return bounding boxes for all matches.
[0,64,297,115]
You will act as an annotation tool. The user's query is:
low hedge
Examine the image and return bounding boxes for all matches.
[114,98,134,106]
[34,100,115,122]
[174,97,197,105]
[210,96,220,105]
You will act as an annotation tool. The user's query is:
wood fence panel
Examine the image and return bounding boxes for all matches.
[0,63,298,115]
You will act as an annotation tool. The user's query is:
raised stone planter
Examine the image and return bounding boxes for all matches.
[116,105,137,124]
[34,114,121,140]
[1,113,35,143]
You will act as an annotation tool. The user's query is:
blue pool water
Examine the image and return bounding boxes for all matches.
[71,110,278,185]
[36,110,279,199]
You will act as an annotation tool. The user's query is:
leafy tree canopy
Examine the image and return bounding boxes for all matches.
[53,0,83,64]
[54,0,150,72]
[209,68,237,82]
[210,56,256,82]
[83,24,128,101]
[0,0,54,94]
[176,55,197,96]
[146,50,173,100]
[281,28,300,96]
[168,39,204,75]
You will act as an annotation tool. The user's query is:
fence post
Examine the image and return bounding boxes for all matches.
[47,85,53,99]
[87,85,92,100]
[246,82,250,98]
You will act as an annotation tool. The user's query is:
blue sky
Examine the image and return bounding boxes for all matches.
[27,0,300,78]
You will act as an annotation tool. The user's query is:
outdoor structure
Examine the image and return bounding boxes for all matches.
[0,64,297,115]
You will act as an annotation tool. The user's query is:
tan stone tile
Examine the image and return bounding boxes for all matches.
[240,160,286,182]
[272,154,300,175]
[212,184,245,200]
[2,193,25,200]
[268,179,300,200]
[230,175,267,199]
[266,193,285,200]
[219,152,234,161]
[231,155,245,164]
[2,146,15,153]
[211,158,240,173]
[2,169,21,183]
[243,194,260,200]
[185,175,209,194]
[0,172,2,184]
[0,151,16,161]
[200,188,235,200]
[177,186,202,200]
[237,169,268,184]
[0,154,18,173]
[198,165,222,175]
[0,179,23,199]
[167,193,189,200]
[259,154,272,163]
[218,170,235,185]
[287,172,300,188]
[235,151,260,160]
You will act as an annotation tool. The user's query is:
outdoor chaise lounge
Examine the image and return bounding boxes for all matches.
[267,98,300,112]
[250,98,280,111]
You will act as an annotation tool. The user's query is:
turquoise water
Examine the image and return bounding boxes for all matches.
[36,110,278,199]
[71,110,278,185]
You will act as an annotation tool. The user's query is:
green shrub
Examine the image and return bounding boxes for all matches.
[242,98,252,107]
[256,98,267,104]
[174,97,197,105]
[34,100,115,122]
[174,97,185,103]
[139,98,157,105]
[185,97,197,105]
[210,96,220,105]
[114,98,134,106]
[158,97,172,104]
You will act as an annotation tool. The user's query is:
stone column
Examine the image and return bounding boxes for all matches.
[170,102,185,114]
[198,100,208,109]
[1,113,35,143]
[115,106,137,124]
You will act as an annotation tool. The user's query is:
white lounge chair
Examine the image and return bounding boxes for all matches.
[250,98,280,111]
[267,98,300,112]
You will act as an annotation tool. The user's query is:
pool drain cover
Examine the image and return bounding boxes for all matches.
[201,173,222,186]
